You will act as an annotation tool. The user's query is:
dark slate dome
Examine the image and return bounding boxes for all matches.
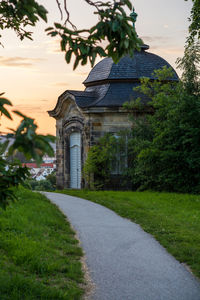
[53,45,179,109]
[83,46,178,86]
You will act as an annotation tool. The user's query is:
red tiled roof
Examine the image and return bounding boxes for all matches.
[22,163,54,168]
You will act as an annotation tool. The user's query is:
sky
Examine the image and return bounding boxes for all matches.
[0,0,192,135]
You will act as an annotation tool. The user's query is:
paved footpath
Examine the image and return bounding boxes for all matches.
[43,192,200,300]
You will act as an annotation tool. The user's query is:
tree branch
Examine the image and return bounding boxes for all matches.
[63,0,77,29]
[56,0,63,20]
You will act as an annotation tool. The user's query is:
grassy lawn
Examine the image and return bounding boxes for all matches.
[0,187,84,300]
[57,189,200,279]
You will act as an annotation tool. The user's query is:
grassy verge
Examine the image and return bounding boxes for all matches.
[0,187,84,300]
[57,189,200,279]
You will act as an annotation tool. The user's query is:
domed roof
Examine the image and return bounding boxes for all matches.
[83,47,178,86]
[49,45,179,117]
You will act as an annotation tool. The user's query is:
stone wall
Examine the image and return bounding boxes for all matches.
[83,108,132,146]
[55,102,133,189]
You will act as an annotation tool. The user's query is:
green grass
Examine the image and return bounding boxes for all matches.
[57,189,200,279]
[0,187,84,300]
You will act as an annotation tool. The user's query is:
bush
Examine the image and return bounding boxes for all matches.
[84,134,116,189]
[35,180,53,191]
[46,172,56,189]
[26,178,55,191]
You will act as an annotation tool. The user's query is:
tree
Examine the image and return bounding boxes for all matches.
[123,2,200,193]
[185,0,200,43]
[177,40,200,94]
[125,55,200,193]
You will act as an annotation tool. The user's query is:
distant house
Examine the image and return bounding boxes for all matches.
[32,170,46,181]
[0,135,15,159]
[23,163,56,181]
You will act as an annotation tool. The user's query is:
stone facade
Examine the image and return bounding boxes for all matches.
[50,92,133,189]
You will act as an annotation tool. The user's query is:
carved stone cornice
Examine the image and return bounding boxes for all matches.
[63,116,84,129]
[48,91,78,119]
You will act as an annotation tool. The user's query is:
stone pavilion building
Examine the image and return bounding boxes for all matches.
[48,44,178,189]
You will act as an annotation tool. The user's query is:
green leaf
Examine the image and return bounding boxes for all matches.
[61,36,68,51]
[0,97,12,119]
[96,46,106,57]
[112,20,119,32]
[37,5,48,22]
[45,27,54,32]
[50,31,58,37]
[124,39,129,49]
[123,0,133,10]
[79,44,88,55]
[54,23,62,29]
[13,110,26,118]
[73,56,80,70]
[65,50,73,63]
[0,97,12,106]
[0,140,9,155]
[81,56,87,65]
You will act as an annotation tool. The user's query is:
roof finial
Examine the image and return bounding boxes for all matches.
[130,7,138,33]
[130,7,150,51]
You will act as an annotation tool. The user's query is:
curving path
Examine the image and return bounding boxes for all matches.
[43,192,200,300]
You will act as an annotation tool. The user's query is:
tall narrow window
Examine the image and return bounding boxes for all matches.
[111,135,128,175]
[70,132,81,189]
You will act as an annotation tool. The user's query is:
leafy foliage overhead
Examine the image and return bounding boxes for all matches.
[0,1,198,69]
[46,1,142,69]
[0,0,142,69]
[0,0,48,41]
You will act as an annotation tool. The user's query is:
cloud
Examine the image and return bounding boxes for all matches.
[76,72,88,76]
[161,47,183,55]
[0,56,44,67]
[151,47,184,55]
[14,102,49,114]
[18,45,40,50]
[141,36,170,43]
[141,36,183,56]
[44,39,61,54]
[52,82,69,87]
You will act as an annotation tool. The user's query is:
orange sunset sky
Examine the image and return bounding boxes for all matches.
[1,0,192,135]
